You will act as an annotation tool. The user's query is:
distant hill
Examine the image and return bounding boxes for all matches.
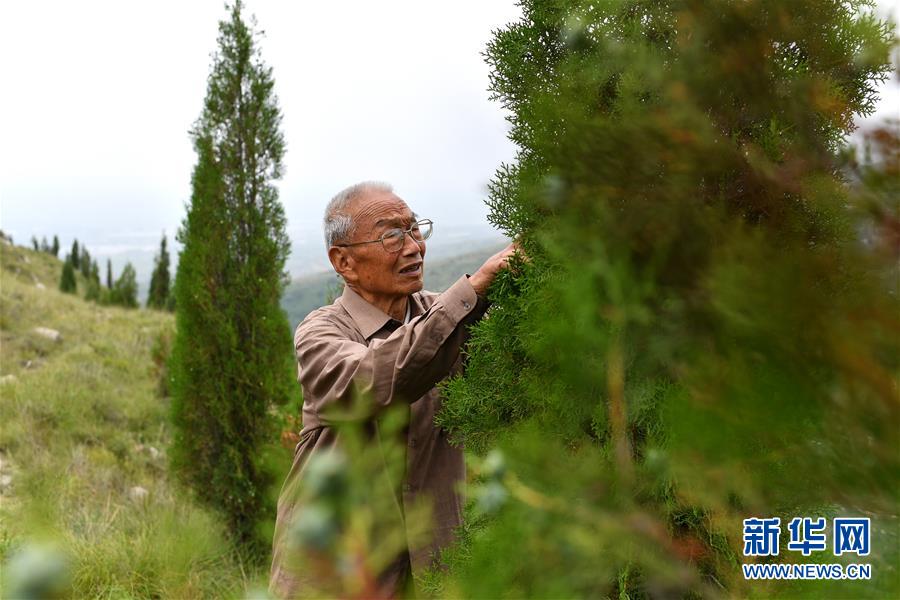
[281,239,509,329]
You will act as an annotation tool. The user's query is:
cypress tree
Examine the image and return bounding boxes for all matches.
[169,0,294,555]
[146,233,171,309]
[51,235,60,257]
[433,1,897,597]
[79,246,91,279]
[106,259,113,290]
[70,240,79,269]
[59,255,77,294]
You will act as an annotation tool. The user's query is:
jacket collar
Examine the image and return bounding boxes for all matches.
[339,284,425,340]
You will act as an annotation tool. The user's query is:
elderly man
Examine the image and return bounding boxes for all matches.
[269,181,522,598]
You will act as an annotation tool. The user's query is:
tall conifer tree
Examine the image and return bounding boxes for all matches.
[169,0,294,555]
[51,234,60,257]
[147,233,171,309]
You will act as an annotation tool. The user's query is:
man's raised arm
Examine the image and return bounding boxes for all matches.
[296,240,524,425]
[296,274,487,424]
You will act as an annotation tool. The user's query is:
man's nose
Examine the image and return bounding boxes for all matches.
[402,232,424,256]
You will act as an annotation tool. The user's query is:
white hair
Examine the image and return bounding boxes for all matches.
[323,181,394,249]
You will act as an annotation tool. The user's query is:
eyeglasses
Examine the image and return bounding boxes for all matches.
[335,219,433,253]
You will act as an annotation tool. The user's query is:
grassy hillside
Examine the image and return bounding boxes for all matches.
[0,236,270,597]
[282,240,509,328]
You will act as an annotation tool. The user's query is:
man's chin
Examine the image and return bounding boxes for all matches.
[398,278,424,293]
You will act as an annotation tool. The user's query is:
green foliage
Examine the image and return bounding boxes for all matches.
[150,325,174,398]
[1,542,71,599]
[168,0,295,559]
[79,246,91,279]
[84,279,102,302]
[51,234,59,257]
[109,262,138,308]
[106,258,113,290]
[435,0,898,597]
[276,403,427,598]
[164,290,176,312]
[85,260,102,303]
[146,233,172,310]
[59,256,77,294]
[70,239,79,269]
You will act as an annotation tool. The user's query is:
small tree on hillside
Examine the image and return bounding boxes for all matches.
[31,236,39,251]
[146,233,171,310]
[110,263,138,308]
[70,240,80,269]
[79,246,91,279]
[51,235,60,257]
[59,255,77,294]
[85,278,102,302]
[85,259,102,302]
[106,259,113,290]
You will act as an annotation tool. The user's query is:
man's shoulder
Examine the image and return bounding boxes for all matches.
[294,301,353,340]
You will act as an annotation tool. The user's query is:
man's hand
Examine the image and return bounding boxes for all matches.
[469,239,528,298]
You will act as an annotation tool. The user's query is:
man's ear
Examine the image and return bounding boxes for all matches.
[328,246,357,284]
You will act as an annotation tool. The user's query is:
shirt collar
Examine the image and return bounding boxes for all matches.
[339,284,425,340]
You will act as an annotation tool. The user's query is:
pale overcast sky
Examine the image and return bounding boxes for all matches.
[0,0,897,281]
[0,0,522,277]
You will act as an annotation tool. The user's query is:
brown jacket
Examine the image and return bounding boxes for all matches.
[269,274,490,598]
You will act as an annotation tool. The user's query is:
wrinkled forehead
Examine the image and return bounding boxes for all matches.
[351,191,417,233]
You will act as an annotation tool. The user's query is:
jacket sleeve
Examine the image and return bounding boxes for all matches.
[295,274,489,425]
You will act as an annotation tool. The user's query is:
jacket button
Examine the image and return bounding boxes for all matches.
[463,301,471,310]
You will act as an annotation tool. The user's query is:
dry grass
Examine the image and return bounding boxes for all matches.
[0,240,269,598]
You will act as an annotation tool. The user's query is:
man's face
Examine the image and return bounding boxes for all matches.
[332,190,426,298]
